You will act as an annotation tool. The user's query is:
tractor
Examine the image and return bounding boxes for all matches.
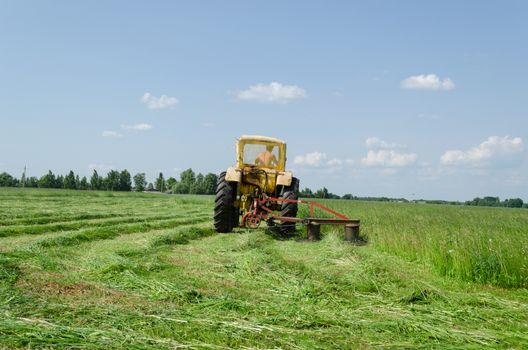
[214,135,299,233]
[214,135,362,242]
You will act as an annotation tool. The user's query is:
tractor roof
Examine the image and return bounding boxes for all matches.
[238,135,285,144]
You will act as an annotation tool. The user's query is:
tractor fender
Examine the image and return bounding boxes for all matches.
[276,171,293,186]
[225,167,242,182]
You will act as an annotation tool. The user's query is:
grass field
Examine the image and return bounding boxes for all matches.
[1,188,527,349]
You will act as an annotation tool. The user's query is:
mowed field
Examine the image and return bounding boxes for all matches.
[1,188,527,349]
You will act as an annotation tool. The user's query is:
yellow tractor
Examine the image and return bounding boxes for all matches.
[214,135,361,242]
[214,135,299,233]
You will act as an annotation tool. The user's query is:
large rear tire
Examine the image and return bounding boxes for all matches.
[279,177,299,234]
[214,172,238,233]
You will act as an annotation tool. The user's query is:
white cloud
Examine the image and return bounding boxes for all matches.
[201,122,215,128]
[293,152,349,173]
[140,92,179,109]
[236,82,306,103]
[361,150,417,167]
[441,136,523,167]
[365,137,401,149]
[121,123,153,131]
[294,152,327,167]
[102,130,123,138]
[400,74,455,91]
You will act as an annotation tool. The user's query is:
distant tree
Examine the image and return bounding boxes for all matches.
[147,182,154,191]
[64,170,77,189]
[173,168,195,194]
[133,173,147,192]
[299,188,314,198]
[190,173,205,194]
[79,176,89,190]
[20,166,27,188]
[38,170,56,188]
[119,169,132,191]
[315,187,329,199]
[90,170,102,190]
[0,172,15,187]
[467,196,502,207]
[155,172,166,192]
[342,194,354,200]
[483,196,500,206]
[203,173,218,194]
[504,198,523,208]
[55,175,64,189]
[26,177,39,188]
[105,170,120,191]
[166,177,177,190]
[172,182,186,194]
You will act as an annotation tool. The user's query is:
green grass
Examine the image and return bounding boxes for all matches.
[1,188,527,349]
[305,200,528,288]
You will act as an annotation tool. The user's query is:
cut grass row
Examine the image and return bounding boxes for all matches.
[2,220,527,348]
[0,210,207,237]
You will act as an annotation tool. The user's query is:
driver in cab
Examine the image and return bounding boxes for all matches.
[255,145,278,168]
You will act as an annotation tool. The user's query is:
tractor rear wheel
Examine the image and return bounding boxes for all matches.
[279,177,299,234]
[214,172,238,233]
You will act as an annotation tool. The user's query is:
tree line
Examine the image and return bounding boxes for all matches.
[299,186,526,208]
[0,169,218,195]
[1,170,525,207]
[299,187,408,202]
[465,196,525,208]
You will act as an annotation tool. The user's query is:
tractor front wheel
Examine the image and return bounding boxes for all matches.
[214,172,238,233]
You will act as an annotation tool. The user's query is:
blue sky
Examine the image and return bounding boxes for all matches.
[1,1,527,200]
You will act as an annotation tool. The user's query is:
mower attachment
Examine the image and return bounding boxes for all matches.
[241,195,362,243]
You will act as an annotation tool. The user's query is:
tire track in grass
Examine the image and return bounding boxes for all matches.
[0,209,207,238]
[0,211,183,226]
[0,212,121,226]
[34,215,212,249]
[149,224,217,248]
[74,224,218,301]
[0,203,208,223]
[0,214,211,253]
[0,214,178,237]
[78,222,215,256]
[0,201,192,214]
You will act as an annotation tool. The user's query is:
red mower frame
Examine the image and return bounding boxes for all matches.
[240,195,362,242]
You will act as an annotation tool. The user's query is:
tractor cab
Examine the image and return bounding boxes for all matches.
[236,135,286,171]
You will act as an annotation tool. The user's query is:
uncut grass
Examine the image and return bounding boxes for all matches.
[310,200,528,288]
